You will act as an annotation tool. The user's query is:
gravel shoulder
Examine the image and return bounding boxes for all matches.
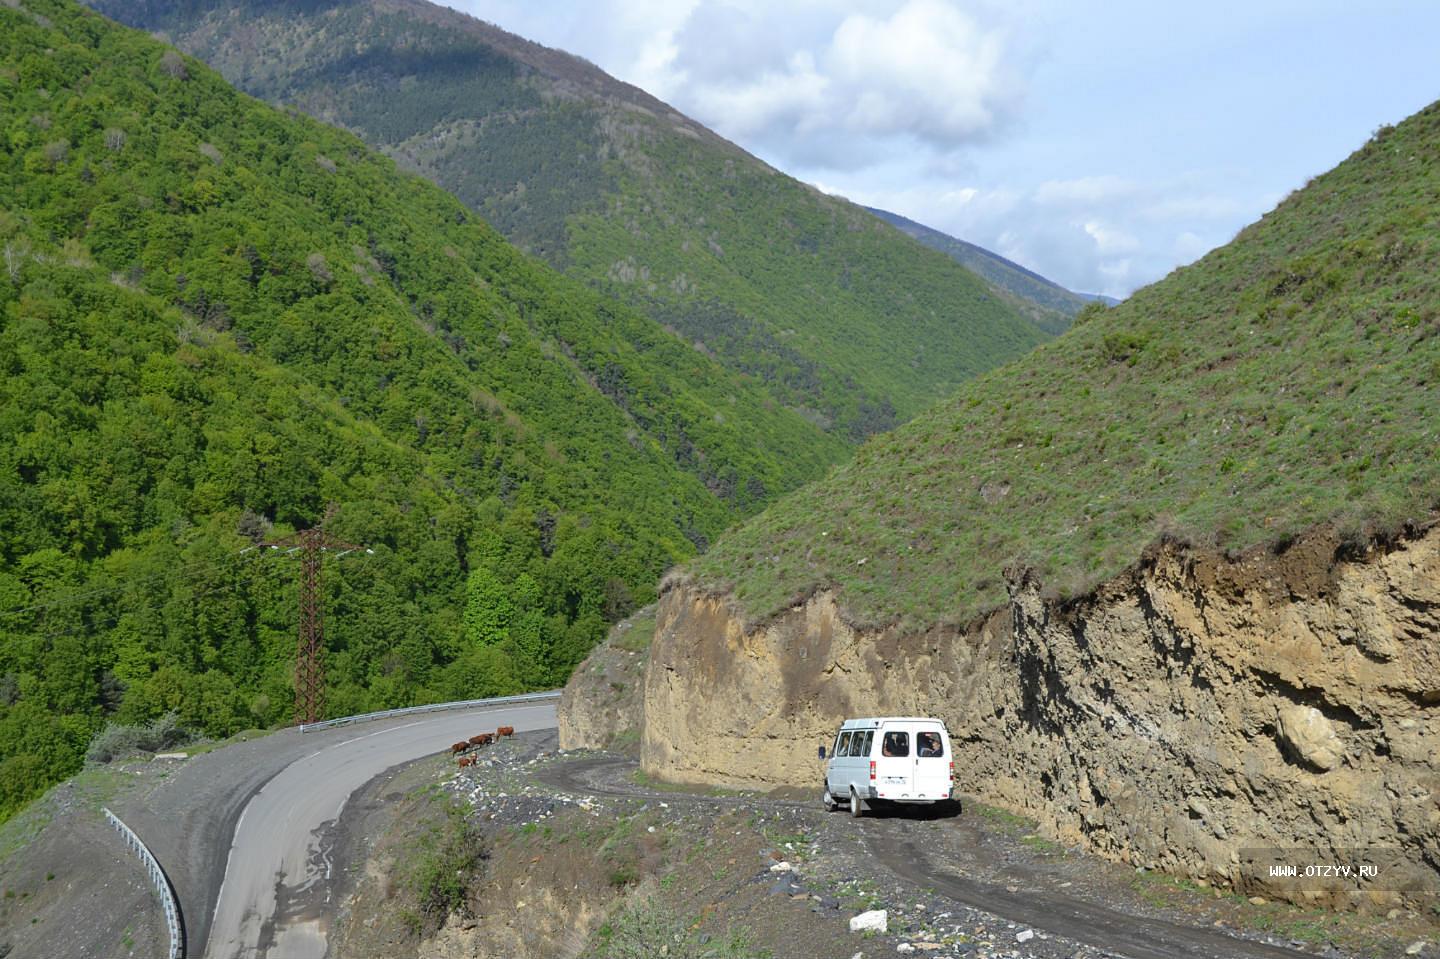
[0,762,169,959]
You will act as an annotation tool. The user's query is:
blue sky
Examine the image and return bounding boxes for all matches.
[448,0,1440,298]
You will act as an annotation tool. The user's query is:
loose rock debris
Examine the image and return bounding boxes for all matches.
[435,736,1161,958]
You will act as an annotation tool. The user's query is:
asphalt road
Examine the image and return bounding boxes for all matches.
[202,702,556,959]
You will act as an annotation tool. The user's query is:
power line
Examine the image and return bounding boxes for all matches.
[0,527,384,621]
[259,507,371,725]
[0,540,377,654]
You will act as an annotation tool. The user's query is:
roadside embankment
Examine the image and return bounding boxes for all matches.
[329,733,878,959]
[632,523,1440,909]
[558,606,655,753]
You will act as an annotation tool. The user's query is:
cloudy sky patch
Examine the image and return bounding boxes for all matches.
[450,0,1440,299]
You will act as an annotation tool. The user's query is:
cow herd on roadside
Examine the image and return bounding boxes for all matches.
[451,726,516,767]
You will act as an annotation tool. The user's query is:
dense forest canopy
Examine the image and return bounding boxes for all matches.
[0,0,849,822]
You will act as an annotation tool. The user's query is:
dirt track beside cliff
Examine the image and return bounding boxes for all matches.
[541,754,1431,958]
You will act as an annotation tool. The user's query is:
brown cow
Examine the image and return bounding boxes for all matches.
[467,733,493,747]
[496,726,515,738]
[450,741,469,754]
[457,755,475,768]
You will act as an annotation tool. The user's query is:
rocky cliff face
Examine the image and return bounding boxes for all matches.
[558,607,654,753]
[639,525,1440,907]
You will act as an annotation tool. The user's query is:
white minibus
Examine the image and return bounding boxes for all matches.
[821,717,954,816]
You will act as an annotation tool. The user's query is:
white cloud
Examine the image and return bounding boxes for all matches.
[629,24,686,96]
[684,50,830,141]
[1139,194,1249,222]
[1082,220,1138,255]
[829,0,1013,143]
[654,0,1023,167]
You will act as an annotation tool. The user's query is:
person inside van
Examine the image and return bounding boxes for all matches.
[917,731,942,757]
[882,731,908,757]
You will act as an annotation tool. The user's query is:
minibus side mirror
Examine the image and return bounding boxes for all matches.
[817,745,826,759]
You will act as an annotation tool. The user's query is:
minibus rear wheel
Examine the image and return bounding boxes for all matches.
[849,789,864,818]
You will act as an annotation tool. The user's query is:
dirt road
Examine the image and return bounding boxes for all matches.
[538,755,1323,959]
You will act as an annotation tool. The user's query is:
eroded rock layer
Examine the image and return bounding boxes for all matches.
[558,607,652,753]
[638,525,1440,906]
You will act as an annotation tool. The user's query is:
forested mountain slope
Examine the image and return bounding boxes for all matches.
[0,0,843,820]
[691,102,1440,628]
[866,205,1113,334]
[87,0,1050,441]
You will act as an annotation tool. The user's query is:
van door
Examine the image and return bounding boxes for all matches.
[911,726,950,800]
[875,727,913,797]
[851,728,874,796]
[827,730,853,796]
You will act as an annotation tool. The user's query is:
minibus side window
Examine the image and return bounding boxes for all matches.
[858,730,874,756]
[836,731,853,757]
[881,731,909,757]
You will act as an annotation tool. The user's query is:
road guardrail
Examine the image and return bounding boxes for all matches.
[104,807,185,959]
[296,689,561,733]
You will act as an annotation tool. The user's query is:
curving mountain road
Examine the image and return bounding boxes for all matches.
[202,702,556,959]
[88,705,1320,959]
[86,707,1333,959]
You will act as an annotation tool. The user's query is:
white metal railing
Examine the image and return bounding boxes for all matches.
[296,689,561,733]
[103,807,185,959]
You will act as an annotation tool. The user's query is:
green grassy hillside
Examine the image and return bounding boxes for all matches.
[0,0,846,819]
[692,103,1440,628]
[87,0,1050,440]
[867,206,1105,333]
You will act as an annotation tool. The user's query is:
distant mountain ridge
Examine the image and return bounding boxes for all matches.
[865,206,1117,334]
[87,0,1052,441]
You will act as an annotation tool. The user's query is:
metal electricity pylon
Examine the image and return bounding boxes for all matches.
[257,508,370,725]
